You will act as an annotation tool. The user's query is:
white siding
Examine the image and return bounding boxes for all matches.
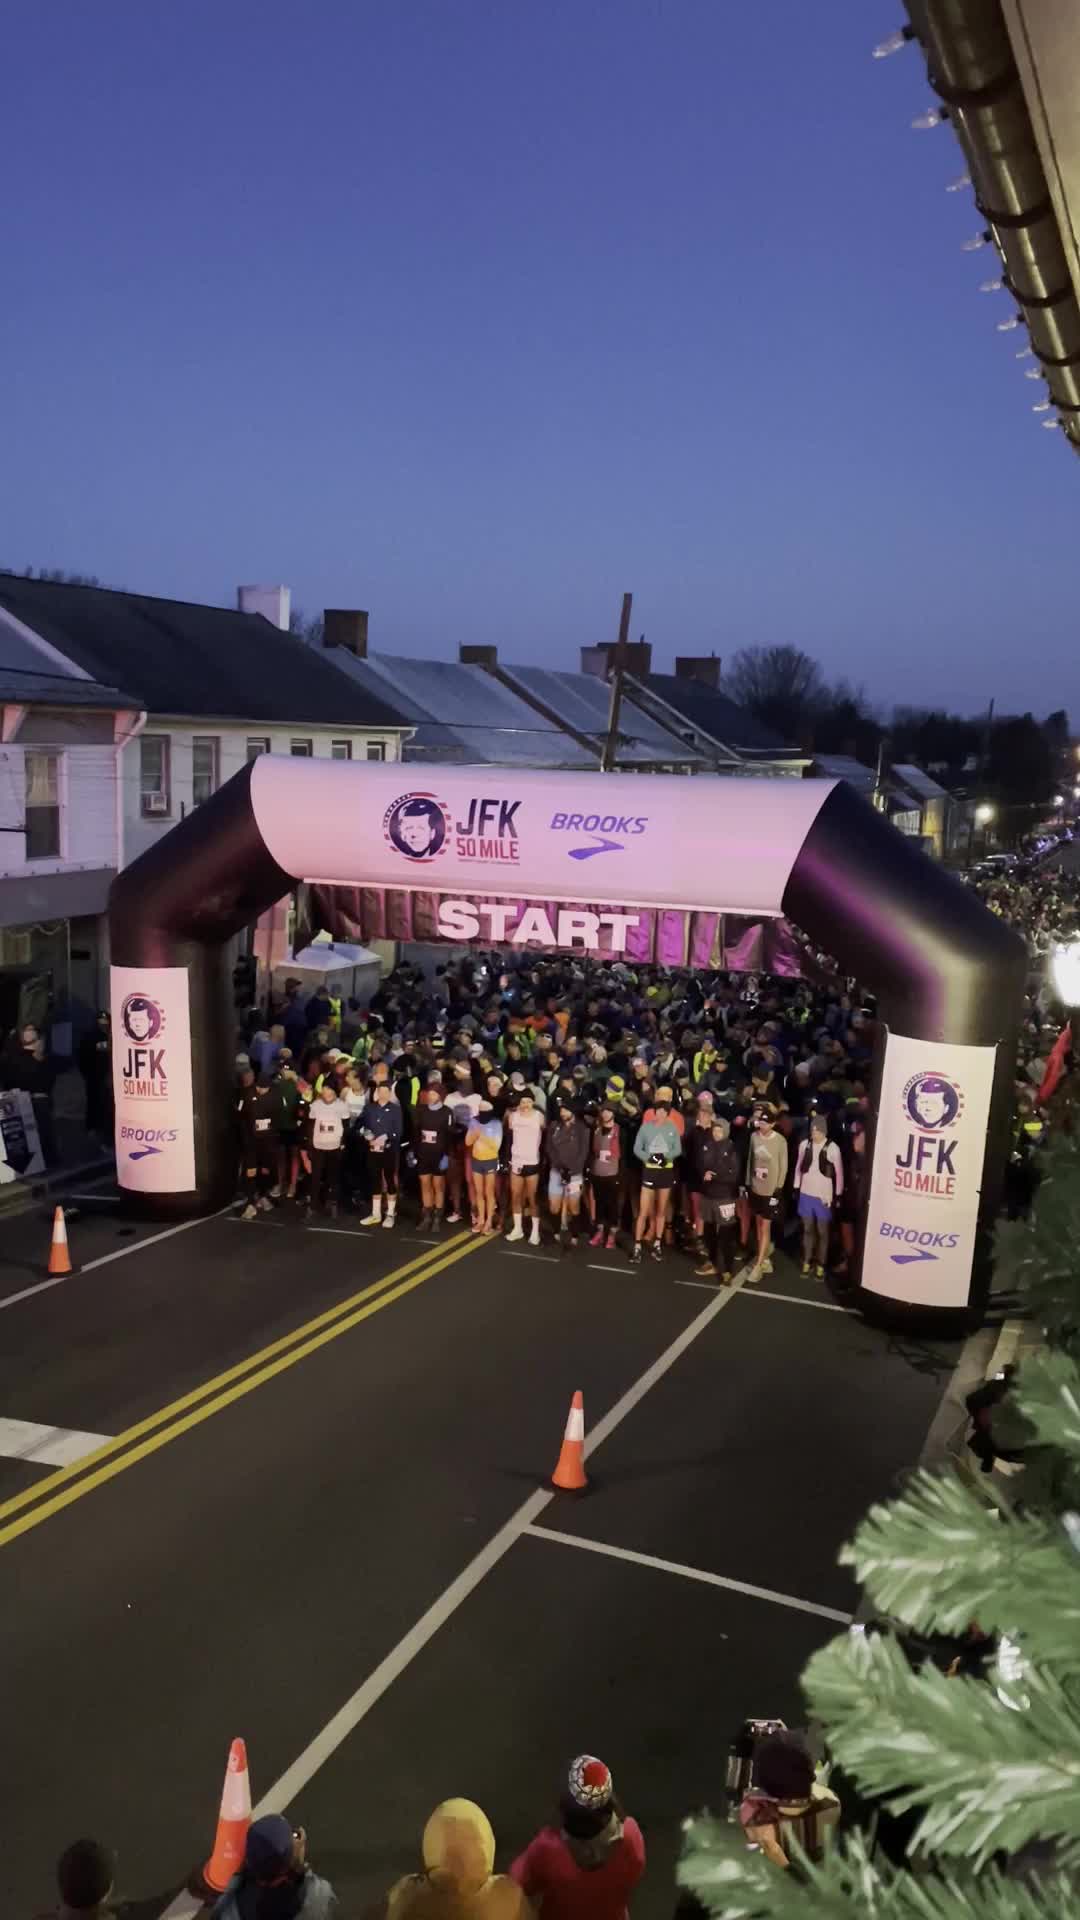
[123,723,404,862]
[0,741,117,878]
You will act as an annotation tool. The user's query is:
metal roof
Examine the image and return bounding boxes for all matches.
[812,754,879,794]
[0,577,414,729]
[892,762,950,801]
[499,665,705,766]
[0,612,139,707]
[329,651,600,767]
[629,672,802,758]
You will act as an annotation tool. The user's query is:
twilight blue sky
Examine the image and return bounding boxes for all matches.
[3,2,1076,718]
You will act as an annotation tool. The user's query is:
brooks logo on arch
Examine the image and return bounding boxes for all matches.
[550,811,648,858]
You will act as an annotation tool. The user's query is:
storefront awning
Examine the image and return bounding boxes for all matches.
[0,867,115,930]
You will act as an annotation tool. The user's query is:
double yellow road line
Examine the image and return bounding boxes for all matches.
[0,1228,485,1552]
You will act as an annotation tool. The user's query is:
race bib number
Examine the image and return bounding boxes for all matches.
[719,1202,736,1221]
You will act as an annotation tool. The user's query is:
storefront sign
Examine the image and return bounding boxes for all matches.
[110,965,196,1193]
[863,1031,996,1307]
[0,1090,45,1184]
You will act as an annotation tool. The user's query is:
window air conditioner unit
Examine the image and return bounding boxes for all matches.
[143,792,169,814]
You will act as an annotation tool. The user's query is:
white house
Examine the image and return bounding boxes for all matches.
[0,607,141,1040]
[0,579,416,1029]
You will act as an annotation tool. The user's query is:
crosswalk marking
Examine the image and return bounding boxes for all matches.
[0,1417,112,1468]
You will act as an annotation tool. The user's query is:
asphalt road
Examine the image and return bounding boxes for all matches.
[0,1196,961,1917]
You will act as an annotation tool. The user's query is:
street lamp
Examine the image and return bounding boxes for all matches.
[975,803,995,827]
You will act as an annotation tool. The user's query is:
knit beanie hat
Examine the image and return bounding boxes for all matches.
[566,1754,613,1812]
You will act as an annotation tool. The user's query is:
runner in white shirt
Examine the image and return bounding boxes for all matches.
[307,1084,350,1216]
[506,1091,544,1245]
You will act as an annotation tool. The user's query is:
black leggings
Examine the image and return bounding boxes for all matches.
[591,1178,621,1228]
[310,1146,341,1210]
[243,1158,274,1203]
[703,1212,739,1272]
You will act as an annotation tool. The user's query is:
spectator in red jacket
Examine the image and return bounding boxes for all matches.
[510,1755,645,1920]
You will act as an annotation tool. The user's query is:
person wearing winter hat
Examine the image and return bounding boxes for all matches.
[630,1088,683,1266]
[693,1114,742,1282]
[510,1756,645,1920]
[466,1099,503,1234]
[588,1104,623,1249]
[793,1113,844,1280]
[506,1088,545,1245]
[211,1814,337,1920]
[738,1731,840,1869]
[38,1837,116,1920]
[744,1102,787,1281]
[387,1799,530,1920]
[547,1098,591,1250]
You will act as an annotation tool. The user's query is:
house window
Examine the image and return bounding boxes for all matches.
[25,751,61,858]
[290,739,313,757]
[192,736,219,807]
[246,737,271,761]
[140,735,171,818]
[331,740,353,761]
[366,740,386,762]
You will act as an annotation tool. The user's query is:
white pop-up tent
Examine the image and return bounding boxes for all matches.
[270,940,382,1009]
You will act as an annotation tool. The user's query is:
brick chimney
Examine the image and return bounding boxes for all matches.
[674,654,721,689]
[323,609,369,657]
[238,584,291,630]
[459,644,498,666]
[580,639,652,678]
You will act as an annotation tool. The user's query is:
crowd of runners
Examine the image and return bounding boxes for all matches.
[234,950,876,1284]
[231,848,1080,1278]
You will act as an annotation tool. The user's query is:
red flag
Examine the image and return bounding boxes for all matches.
[1038,1025,1072,1105]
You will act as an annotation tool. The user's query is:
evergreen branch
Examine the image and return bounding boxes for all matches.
[802,1629,1080,1864]
[1016,1348,1080,1459]
[678,1813,1075,1920]
[839,1468,1080,1667]
[997,1136,1080,1361]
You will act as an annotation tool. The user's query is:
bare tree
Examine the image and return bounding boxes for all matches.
[724,645,825,742]
[1,566,105,586]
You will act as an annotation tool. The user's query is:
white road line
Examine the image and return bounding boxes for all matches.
[505,1250,559,1264]
[675,1280,850,1312]
[225,1217,376,1240]
[523,1524,853,1625]
[79,1207,234,1273]
[162,1269,743,1872]
[587,1263,633,1275]
[0,1416,113,1468]
[0,1207,230,1314]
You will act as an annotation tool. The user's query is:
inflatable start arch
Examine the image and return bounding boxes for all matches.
[108,760,1026,1325]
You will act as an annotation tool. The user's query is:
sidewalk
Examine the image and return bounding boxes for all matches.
[0,1067,114,1217]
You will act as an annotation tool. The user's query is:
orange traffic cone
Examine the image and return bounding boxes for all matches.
[48,1206,71,1276]
[551,1389,588,1493]
[199,1738,252,1895]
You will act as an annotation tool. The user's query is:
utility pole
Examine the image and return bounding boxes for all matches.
[601,591,632,773]
[873,735,889,813]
